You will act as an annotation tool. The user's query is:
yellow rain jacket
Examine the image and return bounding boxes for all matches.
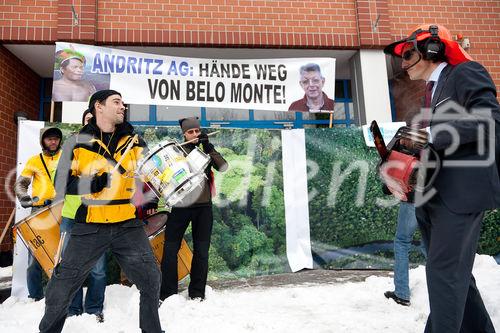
[55,120,146,223]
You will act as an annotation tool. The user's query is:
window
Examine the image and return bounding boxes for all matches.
[205,108,249,121]
[156,106,200,122]
[128,104,150,122]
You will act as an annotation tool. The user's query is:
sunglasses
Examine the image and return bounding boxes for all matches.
[185,128,201,135]
[402,49,416,61]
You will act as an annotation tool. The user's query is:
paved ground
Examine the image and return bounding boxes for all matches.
[183,269,391,292]
[0,269,392,304]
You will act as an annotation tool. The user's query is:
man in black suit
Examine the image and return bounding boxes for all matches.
[384,24,500,333]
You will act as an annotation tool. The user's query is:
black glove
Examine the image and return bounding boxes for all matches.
[19,195,33,208]
[203,142,215,153]
[91,172,111,193]
[198,132,209,144]
[197,133,214,153]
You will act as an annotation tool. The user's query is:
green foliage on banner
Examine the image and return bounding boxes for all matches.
[51,123,498,282]
[133,127,289,279]
[478,210,500,255]
[305,127,499,269]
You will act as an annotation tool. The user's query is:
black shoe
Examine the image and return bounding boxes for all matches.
[94,312,104,323]
[384,291,410,306]
[190,296,205,302]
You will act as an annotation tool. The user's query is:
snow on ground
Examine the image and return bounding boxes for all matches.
[0,255,498,333]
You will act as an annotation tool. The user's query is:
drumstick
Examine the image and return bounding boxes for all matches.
[111,134,139,174]
[54,231,66,266]
[0,208,16,245]
[180,130,220,146]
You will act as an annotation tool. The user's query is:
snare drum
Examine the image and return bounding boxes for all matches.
[15,201,63,277]
[138,140,210,207]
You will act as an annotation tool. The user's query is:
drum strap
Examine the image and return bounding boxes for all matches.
[39,154,53,183]
[94,141,128,175]
[81,198,132,206]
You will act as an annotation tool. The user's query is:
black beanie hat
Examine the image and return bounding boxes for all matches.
[88,89,121,112]
[179,117,201,133]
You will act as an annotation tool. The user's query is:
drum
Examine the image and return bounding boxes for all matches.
[137,140,210,207]
[14,201,63,277]
[144,212,193,281]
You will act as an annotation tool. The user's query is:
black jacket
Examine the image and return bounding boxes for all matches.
[424,61,500,213]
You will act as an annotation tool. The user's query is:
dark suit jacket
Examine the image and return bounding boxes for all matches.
[427,61,500,213]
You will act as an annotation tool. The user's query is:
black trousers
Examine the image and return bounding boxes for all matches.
[416,194,496,333]
[39,220,162,333]
[160,205,213,300]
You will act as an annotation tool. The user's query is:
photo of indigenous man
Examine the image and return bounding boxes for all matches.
[52,47,97,102]
[288,63,335,112]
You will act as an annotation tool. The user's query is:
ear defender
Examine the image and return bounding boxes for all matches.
[423,25,445,61]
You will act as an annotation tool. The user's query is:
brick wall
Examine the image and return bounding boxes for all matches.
[96,0,359,47]
[0,0,58,42]
[356,0,392,47]
[57,0,97,42]
[0,46,40,251]
[1,0,497,87]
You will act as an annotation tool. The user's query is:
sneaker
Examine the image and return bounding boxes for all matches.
[95,312,104,323]
[384,291,410,306]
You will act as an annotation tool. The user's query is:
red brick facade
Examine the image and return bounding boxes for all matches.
[0,0,499,252]
[0,1,497,82]
[0,46,40,251]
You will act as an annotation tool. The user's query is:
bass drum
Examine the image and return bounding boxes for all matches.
[144,212,193,281]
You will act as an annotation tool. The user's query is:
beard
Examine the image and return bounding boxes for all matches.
[43,145,59,156]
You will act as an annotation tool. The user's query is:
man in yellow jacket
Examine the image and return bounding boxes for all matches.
[40,90,163,333]
[14,126,62,301]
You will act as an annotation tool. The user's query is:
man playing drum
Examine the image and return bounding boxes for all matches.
[14,126,62,301]
[160,117,228,301]
[40,90,163,333]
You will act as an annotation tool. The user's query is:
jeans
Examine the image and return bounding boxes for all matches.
[39,220,162,333]
[27,205,44,300]
[60,217,107,315]
[27,252,44,300]
[393,202,424,301]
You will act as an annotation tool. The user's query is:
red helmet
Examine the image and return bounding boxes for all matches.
[384,24,472,65]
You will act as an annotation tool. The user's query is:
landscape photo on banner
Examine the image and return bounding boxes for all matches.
[13,122,499,291]
[304,127,499,269]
